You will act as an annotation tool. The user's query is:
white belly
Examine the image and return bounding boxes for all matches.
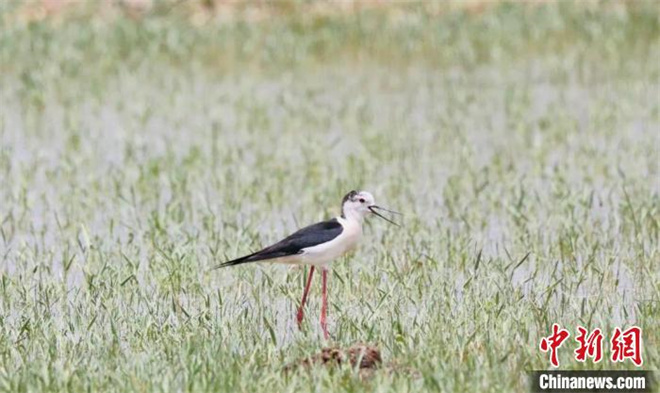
[300,217,362,267]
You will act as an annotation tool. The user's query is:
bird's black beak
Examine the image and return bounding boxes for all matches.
[368,205,402,226]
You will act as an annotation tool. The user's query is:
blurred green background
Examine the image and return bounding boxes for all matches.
[0,1,658,392]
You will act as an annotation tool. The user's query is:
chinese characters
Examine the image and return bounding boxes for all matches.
[539,325,642,367]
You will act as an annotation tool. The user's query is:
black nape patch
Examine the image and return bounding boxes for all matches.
[342,190,358,205]
[341,190,359,217]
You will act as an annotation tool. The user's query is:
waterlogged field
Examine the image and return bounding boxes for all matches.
[0,2,658,392]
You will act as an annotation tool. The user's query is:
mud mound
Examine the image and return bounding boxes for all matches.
[285,344,382,372]
[284,344,381,375]
[284,344,420,379]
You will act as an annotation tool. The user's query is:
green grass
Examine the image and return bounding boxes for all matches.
[0,2,658,392]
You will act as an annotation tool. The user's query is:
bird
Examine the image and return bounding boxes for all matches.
[212,190,400,339]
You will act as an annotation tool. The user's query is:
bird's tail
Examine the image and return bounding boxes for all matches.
[210,257,250,270]
[209,252,262,271]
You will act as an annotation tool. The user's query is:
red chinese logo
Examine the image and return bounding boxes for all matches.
[540,323,570,367]
[574,326,603,363]
[540,324,643,367]
[611,326,643,366]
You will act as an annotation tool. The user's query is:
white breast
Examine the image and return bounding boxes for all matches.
[300,216,362,267]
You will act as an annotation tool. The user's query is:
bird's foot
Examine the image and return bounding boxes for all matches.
[296,309,305,329]
[320,317,329,340]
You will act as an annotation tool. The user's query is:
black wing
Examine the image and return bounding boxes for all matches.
[211,218,343,269]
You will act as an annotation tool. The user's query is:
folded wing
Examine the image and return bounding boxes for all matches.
[212,218,343,269]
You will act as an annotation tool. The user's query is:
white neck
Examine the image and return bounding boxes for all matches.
[341,210,364,224]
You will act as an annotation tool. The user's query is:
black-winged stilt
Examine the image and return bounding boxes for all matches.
[212,190,400,339]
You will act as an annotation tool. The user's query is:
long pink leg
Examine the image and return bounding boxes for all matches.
[320,268,329,340]
[296,266,315,329]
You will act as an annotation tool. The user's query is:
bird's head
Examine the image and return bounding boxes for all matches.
[341,190,400,225]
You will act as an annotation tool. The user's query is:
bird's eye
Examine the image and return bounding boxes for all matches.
[359,198,365,203]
